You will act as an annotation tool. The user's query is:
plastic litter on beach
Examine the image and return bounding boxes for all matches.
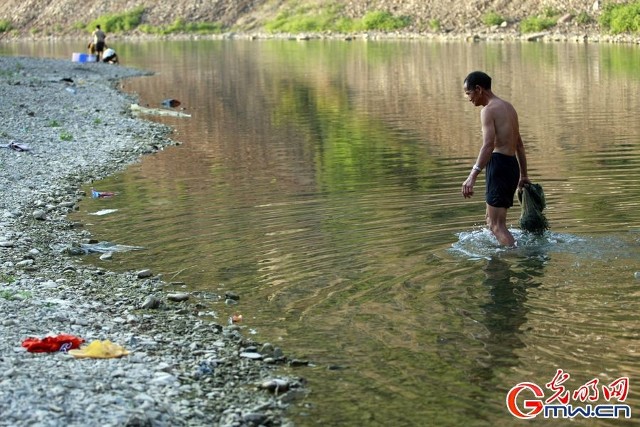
[68,340,130,359]
[59,241,144,255]
[130,103,191,118]
[21,334,85,353]
[0,142,32,152]
[161,98,181,108]
[91,188,117,198]
[89,209,119,216]
[229,314,243,324]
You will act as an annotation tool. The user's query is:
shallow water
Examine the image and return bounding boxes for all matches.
[3,39,640,426]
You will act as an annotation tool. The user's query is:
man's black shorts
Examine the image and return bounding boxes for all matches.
[485,152,519,208]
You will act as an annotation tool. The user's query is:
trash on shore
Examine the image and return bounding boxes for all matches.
[259,378,289,393]
[22,334,85,353]
[130,103,191,118]
[91,188,116,198]
[89,209,119,216]
[68,340,130,359]
[517,182,549,234]
[59,241,144,256]
[161,98,181,108]
[230,314,243,324]
[0,141,32,152]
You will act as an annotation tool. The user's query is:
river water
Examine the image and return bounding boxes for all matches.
[2,39,640,426]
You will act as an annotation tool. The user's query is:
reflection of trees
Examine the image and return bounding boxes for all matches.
[273,80,441,193]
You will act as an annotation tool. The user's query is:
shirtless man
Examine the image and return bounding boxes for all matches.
[461,71,530,246]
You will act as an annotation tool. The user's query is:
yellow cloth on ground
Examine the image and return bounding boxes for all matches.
[68,340,130,359]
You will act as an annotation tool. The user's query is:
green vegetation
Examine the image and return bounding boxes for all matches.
[265,3,345,33]
[80,7,223,35]
[86,6,145,33]
[360,11,410,31]
[139,18,224,35]
[0,289,31,300]
[0,273,15,283]
[429,19,441,32]
[93,118,102,125]
[0,19,13,33]
[264,4,410,33]
[47,120,61,127]
[519,6,562,33]
[59,131,73,141]
[520,16,557,33]
[599,1,640,34]
[482,11,506,27]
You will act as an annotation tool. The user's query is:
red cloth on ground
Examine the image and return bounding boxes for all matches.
[21,334,85,353]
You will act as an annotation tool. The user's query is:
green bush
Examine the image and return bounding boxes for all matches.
[334,17,357,33]
[0,19,12,33]
[429,19,441,32]
[59,131,73,141]
[599,1,640,34]
[87,6,145,33]
[483,12,505,26]
[520,16,557,32]
[265,9,338,33]
[360,11,410,31]
[264,7,409,34]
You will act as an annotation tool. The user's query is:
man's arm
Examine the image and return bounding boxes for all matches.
[515,134,531,188]
[475,108,497,169]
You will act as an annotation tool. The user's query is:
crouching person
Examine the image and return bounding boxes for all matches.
[103,48,119,64]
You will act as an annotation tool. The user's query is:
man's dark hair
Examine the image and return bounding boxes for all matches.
[464,71,492,90]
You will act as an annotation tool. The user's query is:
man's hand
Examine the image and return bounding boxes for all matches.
[462,175,476,198]
[518,176,531,190]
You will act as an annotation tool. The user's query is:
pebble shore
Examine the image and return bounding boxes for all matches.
[0,56,304,427]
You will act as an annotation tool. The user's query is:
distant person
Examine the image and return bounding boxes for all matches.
[91,25,107,61]
[460,71,531,247]
[102,48,119,64]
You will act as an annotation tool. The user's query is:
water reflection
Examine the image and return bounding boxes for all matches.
[474,257,537,386]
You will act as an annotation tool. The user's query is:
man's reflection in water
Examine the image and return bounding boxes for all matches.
[474,257,542,381]
[438,255,545,389]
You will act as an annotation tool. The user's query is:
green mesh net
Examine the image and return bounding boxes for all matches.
[517,183,549,234]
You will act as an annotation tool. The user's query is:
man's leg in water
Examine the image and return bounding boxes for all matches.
[486,204,515,246]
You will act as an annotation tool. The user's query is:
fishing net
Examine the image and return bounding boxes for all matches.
[517,183,549,234]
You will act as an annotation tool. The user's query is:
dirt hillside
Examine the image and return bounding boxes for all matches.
[0,0,629,39]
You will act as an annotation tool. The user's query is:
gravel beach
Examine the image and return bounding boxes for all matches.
[0,56,303,427]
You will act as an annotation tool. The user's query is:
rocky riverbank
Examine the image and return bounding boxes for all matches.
[0,56,304,426]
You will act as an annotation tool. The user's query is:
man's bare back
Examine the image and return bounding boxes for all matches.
[481,97,520,156]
